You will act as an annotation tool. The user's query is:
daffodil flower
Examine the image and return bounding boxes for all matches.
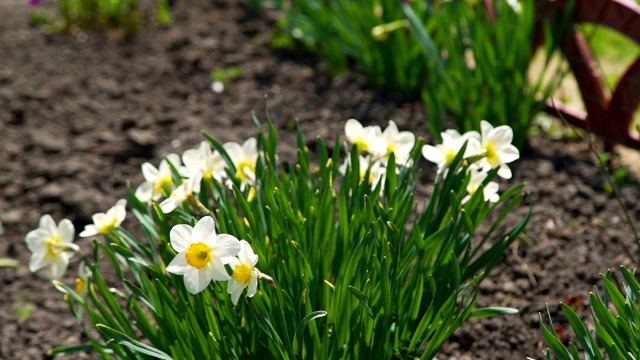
[182,141,225,182]
[74,262,92,297]
[463,168,500,204]
[79,199,126,237]
[345,119,384,155]
[160,170,203,214]
[378,120,415,166]
[339,155,386,190]
[478,120,520,179]
[135,154,182,203]
[422,129,481,174]
[25,215,78,279]
[166,216,241,294]
[227,240,259,305]
[224,138,258,189]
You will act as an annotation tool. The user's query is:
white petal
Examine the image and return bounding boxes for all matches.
[483,182,500,202]
[92,213,107,226]
[345,119,363,141]
[227,257,241,268]
[383,120,399,136]
[141,163,159,182]
[444,129,463,139]
[489,126,513,147]
[29,252,49,272]
[39,215,57,236]
[441,132,456,145]
[183,267,210,294]
[463,138,484,158]
[238,240,258,266]
[421,145,444,164]
[227,279,245,305]
[166,253,189,275]
[393,132,416,149]
[58,219,75,243]
[114,202,127,225]
[247,275,258,298]
[25,229,49,252]
[164,154,182,169]
[170,225,193,252]
[223,142,243,163]
[182,148,202,168]
[243,138,258,157]
[212,234,241,260]
[189,170,203,193]
[50,252,70,279]
[498,145,520,164]
[497,165,512,179]
[207,257,231,281]
[461,130,482,143]
[480,120,493,139]
[193,216,216,244]
[79,225,98,238]
[160,198,179,214]
[135,182,154,203]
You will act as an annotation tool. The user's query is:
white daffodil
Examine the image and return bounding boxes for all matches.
[182,141,225,182]
[339,155,386,190]
[377,120,415,166]
[463,168,500,204]
[166,216,241,294]
[224,138,258,189]
[74,262,92,297]
[345,118,384,155]
[79,199,127,237]
[135,154,181,203]
[422,129,481,174]
[478,120,520,179]
[227,240,259,305]
[160,170,203,214]
[25,214,78,279]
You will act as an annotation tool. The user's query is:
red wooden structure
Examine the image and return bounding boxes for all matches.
[535,0,640,150]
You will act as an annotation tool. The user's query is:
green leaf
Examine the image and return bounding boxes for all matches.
[559,303,602,359]
[96,324,173,360]
[0,258,19,268]
[294,310,327,355]
[539,313,573,360]
[470,307,519,319]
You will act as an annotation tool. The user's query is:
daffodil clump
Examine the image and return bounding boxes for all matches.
[25,115,529,359]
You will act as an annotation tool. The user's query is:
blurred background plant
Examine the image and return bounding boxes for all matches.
[252,0,568,150]
[27,0,173,37]
[539,266,640,360]
[407,0,570,149]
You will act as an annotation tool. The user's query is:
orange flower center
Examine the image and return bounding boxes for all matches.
[185,243,212,269]
[233,264,252,284]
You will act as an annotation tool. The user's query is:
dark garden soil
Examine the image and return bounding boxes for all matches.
[1,0,639,359]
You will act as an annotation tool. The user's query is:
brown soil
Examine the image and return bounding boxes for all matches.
[1,0,639,359]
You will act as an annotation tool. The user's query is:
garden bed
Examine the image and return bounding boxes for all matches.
[1,0,639,358]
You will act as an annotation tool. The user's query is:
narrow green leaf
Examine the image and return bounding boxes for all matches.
[470,307,519,319]
[96,324,173,360]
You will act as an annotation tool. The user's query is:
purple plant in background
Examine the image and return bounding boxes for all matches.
[28,0,44,5]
